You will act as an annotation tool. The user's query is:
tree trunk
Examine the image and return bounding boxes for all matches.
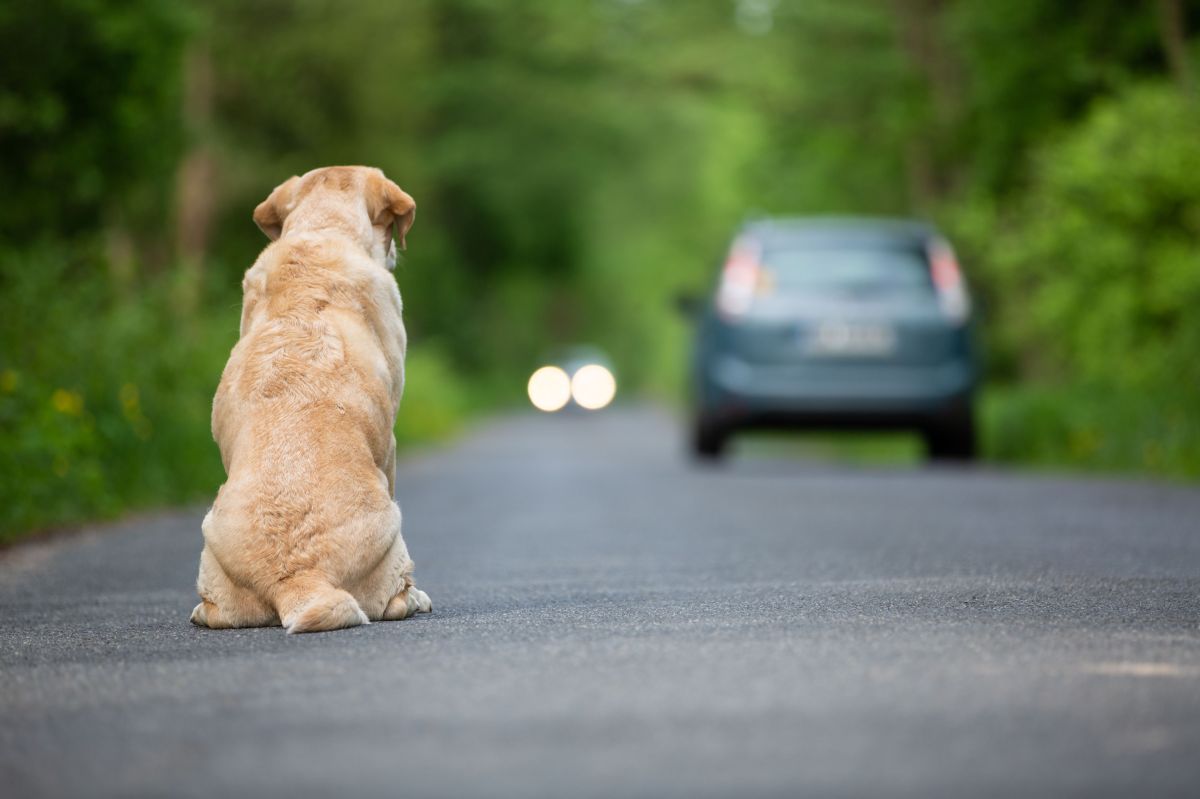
[174,40,217,311]
[889,0,964,208]
[1156,0,1194,95]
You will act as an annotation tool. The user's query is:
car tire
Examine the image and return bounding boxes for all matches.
[923,401,977,462]
[692,417,730,461]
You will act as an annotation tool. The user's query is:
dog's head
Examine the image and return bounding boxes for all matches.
[253,166,416,269]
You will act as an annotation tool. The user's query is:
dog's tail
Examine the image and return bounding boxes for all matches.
[275,574,369,634]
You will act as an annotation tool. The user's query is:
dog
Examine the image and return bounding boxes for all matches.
[191,166,431,633]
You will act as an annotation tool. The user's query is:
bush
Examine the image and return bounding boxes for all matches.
[980,82,1200,390]
[982,385,1200,479]
[0,245,232,540]
[394,343,471,448]
[944,82,1200,480]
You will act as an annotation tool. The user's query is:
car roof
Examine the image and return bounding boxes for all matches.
[739,216,938,250]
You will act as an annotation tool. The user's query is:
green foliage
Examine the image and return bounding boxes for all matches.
[947,0,1165,195]
[947,81,1200,478]
[394,344,471,448]
[982,386,1200,479]
[961,83,1200,390]
[0,0,192,243]
[0,245,232,540]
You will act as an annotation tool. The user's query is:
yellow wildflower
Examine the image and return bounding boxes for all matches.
[120,383,140,415]
[51,388,84,416]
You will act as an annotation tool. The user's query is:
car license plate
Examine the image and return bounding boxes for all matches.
[803,320,897,356]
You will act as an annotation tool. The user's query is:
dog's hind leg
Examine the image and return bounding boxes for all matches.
[192,544,278,629]
[353,505,431,621]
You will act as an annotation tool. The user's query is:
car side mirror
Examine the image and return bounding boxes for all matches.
[674,291,703,318]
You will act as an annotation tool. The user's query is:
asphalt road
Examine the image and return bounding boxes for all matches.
[2,406,1199,798]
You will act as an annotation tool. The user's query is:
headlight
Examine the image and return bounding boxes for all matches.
[570,364,616,410]
[527,366,571,412]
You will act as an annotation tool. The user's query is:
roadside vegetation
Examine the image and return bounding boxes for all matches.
[1,1,1197,540]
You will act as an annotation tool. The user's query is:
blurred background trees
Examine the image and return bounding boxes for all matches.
[2,0,1198,537]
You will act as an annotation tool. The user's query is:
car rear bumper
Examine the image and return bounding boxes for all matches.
[699,355,976,427]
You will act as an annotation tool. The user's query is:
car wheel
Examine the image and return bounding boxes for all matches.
[692,417,730,461]
[923,401,977,462]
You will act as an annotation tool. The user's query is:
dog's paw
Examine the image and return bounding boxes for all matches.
[383,586,432,620]
[190,601,210,627]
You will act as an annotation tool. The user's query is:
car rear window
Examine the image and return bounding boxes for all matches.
[761,247,933,296]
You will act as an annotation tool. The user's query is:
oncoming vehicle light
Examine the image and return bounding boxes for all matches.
[527,366,571,412]
[570,364,617,410]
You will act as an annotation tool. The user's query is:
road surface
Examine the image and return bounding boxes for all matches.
[2,407,1199,798]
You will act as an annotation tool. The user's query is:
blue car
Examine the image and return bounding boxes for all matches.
[685,217,979,460]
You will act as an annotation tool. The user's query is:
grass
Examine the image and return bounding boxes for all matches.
[980,384,1200,480]
[737,431,924,465]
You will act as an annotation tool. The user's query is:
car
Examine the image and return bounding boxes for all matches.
[682,217,980,461]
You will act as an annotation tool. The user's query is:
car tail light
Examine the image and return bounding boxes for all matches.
[928,239,970,323]
[716,237,763,319]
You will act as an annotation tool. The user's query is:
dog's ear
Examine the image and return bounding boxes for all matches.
[252,176,301,241]
[367,172,416,251]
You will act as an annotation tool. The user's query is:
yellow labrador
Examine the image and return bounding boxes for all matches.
[191,166,431,633]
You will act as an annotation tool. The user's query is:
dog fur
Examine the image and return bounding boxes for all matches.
[191,166,431,634]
